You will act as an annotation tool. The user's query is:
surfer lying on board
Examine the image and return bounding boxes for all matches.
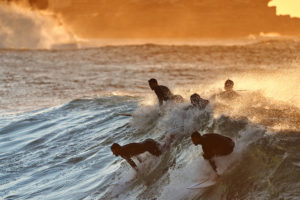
[191,131,235,176]
[148,78,184,106]
[211,79,240,101]
[111,136,174,172]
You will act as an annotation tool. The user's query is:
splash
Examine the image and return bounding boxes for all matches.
[208,68,300,131]
[232,68,300,106]
[0,2,77,49]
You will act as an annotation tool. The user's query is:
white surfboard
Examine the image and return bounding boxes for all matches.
[186,179,217,190]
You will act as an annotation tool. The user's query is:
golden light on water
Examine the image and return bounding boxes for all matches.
[269,0,300,17]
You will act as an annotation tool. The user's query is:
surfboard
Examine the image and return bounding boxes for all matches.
[186,178,217,190]
[118,113,132,116]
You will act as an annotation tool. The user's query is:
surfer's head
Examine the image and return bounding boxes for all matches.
[191,131,202,145]
[148,78,158,90]
[190,93,201,107]
[224,79,234,91]
[111,143,121,156]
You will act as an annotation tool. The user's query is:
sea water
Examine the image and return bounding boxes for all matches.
[1,39,300,200]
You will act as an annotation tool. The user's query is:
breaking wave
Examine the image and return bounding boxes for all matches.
[0,2,76,49]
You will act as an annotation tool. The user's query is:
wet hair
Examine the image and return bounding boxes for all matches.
[148,78,158,84]
[225,79,234,87]
[111,143,121,151]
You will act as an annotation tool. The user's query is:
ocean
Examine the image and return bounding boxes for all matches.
[1,39,300,200]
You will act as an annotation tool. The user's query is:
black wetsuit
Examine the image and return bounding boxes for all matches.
[200,133,235,159]
[119,139,162,169]
[199,133,235,173]
[153,85,173,106]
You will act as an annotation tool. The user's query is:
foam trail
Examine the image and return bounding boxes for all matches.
[0,2,76,49]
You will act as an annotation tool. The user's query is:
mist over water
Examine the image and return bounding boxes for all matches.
[0,2,76,49]
[1,34,300,200]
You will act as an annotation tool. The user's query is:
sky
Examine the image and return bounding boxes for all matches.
[269,0,300,17]
[4,0,300,39]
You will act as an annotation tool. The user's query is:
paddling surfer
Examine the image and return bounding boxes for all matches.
[119,79,184,117]
[213,79,240,100]
[148,78,184,106]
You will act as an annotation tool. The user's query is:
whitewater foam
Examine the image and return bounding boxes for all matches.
[0,2,76,49]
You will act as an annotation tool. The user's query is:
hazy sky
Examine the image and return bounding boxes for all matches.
[270,0,300,17]
[12,0,300,38]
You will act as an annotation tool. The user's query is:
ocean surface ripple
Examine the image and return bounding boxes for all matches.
[1,39,300,200]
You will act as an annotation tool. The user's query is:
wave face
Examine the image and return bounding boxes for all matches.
[0,3,75,49]
[1,96,299,200]
[1,39,300,199]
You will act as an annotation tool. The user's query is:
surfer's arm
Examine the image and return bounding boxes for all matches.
[208,159,217,173]
[125,157,138,171]
[158,97,163,106]
[202,151,213,160]
[154,88,164,106]
[203,151,218,174]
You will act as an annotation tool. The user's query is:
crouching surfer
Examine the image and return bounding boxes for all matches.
[111,136,174,172]
[191,131,235,177]
[189,93,209,110]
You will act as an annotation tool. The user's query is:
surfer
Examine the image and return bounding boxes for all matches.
[190,93,209,109]
[191,131,235,176]
[210,79,240,101]
[111,137,174,172]
[148,78,184,106]
[217,79,240,100]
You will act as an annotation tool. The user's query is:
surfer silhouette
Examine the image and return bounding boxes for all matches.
[111,137,175,172]
[191,131,235,175]
[148,78,184,106]
[216,79,240,100]
[190,93,209,109]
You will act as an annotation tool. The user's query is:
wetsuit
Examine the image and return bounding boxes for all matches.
[200,133,235,173]
[200,133,235,159]
[119,139,162,170]
[153,85,173,106]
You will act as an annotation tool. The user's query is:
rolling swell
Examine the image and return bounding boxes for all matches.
[0,96,137,200]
